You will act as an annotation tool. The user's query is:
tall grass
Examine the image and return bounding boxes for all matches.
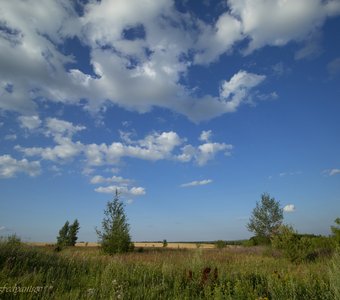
[0,240,338,299]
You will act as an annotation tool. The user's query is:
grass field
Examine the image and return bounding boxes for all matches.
[27,242,216,249]
[1,240,339,299]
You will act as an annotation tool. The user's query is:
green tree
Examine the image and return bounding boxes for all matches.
[68,219,80,246]
[57,221,69,246]
[163,239,168,248]
[247,193,283,240]
[57,219,80,246]
[96,190,133,254]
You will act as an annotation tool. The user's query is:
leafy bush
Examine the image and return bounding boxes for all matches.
[215,240,226,249]
[272,225,335,263]
[244,235,271,246]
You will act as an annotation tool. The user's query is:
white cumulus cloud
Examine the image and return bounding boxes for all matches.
[283,204,296,213]
[95,185,146,196]
[228,0,340,54]
[0,0,279,122]
[220,70,266,112]
[199,130,212,142]
[0,154,41,178]
[90,175,131,185]
[18,115,41,130]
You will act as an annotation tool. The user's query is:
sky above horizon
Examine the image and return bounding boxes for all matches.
[1,0,340,242]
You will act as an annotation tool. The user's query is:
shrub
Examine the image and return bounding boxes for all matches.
[244,236,271,246]
[272,225,335,263]
[215,240,226,249]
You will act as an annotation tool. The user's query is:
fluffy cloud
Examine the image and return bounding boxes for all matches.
[196,142,233,166]
[180,179,213,188]
[283,204,296,213]
[15,119,232,168]
[15,140,83,162]
[228,0,340,54]
[15,117,85,162]
[199,130,212,142]
[194,12,242,64]
[0,154,40,178]
[95,185,146,196]
[0,0,273,122]
[177,130,233,166]
[18,115,41,130]
[44,118,86,140]
[1,0,339,121]
[0,0,78,114]
[90,175,131,185]
[219,70,266,112]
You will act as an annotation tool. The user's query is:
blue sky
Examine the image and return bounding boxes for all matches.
[0,0,340,242]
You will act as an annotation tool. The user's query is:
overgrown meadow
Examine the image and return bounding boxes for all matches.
[0,239,339,299]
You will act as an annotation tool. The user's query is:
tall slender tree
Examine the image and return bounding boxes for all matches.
[96,190,133,254]
[57,221,69,246]
[68,219,80,246]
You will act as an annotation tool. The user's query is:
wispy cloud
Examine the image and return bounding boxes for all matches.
[322,168,340,176]
[4,134,17,141]
[327,57,340,77]
[180,179,213,188]
[269,171,302,179]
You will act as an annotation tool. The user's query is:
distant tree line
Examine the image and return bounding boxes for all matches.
[53,191,339,261]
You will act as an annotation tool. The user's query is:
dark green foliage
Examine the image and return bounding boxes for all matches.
[215,240,226,249]
[57,221,69,246]
[96,190,133,254]
[272,225,335,263]
[247,193,283,239]
[57,219,80,247]
[163,239,168,247]
[68,219,80,246]
[244,235,271,246]
[54,245,63,252]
